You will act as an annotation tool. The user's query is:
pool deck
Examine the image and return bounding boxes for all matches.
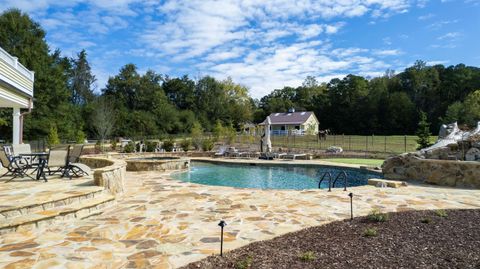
[1,158,480,268]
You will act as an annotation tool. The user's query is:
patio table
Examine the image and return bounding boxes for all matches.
[19,152,48,182]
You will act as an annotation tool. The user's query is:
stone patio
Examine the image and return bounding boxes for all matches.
[1,161,480,268]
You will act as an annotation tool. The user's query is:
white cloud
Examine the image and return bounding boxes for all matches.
[437,32,461,40]
[418,13,434,20]
[427,60,449,65]
[427,20,458,30]
[373,49,403,56]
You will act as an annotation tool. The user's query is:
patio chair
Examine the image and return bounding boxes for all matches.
[0,149,30,182]
[46,147,69,177]
[2,145,13,159]
[11,143,34,166]
[63,144,89,178]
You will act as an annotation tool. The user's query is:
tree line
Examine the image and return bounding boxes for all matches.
[0,9,479,143]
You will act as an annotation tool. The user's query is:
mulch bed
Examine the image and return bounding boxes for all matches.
[182,209,480,269]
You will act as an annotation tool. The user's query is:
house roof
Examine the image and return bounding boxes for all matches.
[260,111,315,125]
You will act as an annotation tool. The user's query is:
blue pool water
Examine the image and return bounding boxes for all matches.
[172,161,382,190]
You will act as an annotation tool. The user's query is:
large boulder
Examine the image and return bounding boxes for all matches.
[326,146,343,153]
[465,148,480,161]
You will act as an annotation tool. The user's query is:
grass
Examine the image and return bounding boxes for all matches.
[234,134,437,154]
[367,209,390,222]
[299,251,316,262]
[363,228,378,237]
[235,256,253,269]
[420,218,432,224]
[321,158,385,166]
[435,209,448,218]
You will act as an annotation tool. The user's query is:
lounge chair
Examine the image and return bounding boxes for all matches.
[231,148,259,158]
[0,148,30,182]
[259,152,275,160]
[214,146,227,157]
[63,144,89,178]
[225,147,239,157]
[281,153,311,160]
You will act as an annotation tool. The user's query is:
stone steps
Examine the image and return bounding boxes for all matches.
[0,193,115,234]
[0,186,106,219]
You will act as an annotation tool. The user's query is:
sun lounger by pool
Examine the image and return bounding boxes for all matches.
[281,153,312,160]
[214,146,227,157]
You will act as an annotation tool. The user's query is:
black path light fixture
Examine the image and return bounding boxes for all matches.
[348,192,354,221]
[218,220,227,256]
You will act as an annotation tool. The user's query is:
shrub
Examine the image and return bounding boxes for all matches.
[145,141,157,152]
[47,125,60,147]
[363,228,377,237]
[416,111,432,150]
[75,130,86,144]
[191,122,203,150]
[235,256,252,269]
[124,141,135,153]
[95,140,101,152]
[212,120,224,142]
[111,140,117,151]
[435,209,448,218]
[201,138,214,151]
[367,209,389,222]
[181,138,191,152]
[299,251,316,262]
[162,138,175,152]
[420,218,431,224]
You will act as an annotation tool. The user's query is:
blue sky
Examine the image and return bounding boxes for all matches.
[0,0,479,98]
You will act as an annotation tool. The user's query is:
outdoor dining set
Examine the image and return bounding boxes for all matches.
[0,144,88,183]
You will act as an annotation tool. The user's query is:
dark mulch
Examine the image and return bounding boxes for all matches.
[182,209,480,269]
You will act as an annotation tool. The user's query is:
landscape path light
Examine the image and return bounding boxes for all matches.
[348,192,354,221]
[218,220,227,256]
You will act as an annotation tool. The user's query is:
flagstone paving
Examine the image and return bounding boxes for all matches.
[1,169,480,268]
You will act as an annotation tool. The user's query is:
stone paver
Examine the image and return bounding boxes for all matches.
[1,168,480,268]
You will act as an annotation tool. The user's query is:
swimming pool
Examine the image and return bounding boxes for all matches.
[171,161,382,190]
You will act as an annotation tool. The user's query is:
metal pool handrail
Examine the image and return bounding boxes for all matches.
[333,171,348,191]
[319,171,348,191]
[318,172,333,191]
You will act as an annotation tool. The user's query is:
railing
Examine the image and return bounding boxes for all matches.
[0,46,35,81]
[318,172,333,191]
[333,171,348,191]
[319,171,348,191]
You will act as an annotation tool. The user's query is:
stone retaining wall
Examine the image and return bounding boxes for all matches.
[126,157,189,172]
[80,155,127,195]
[382,153,480,188]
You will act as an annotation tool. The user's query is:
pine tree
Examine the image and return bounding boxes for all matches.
[416,111,432,150]
[69,50,96,105]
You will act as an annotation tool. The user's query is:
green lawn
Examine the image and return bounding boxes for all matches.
[321,158,385,166]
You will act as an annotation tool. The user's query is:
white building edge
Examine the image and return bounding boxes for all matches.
[0,46,34,144]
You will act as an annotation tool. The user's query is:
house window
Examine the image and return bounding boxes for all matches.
[295,125,300,130]
[281,126,285,130]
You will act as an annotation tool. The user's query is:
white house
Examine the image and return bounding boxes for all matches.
[260,109,319,135]
[0,46,34,144]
